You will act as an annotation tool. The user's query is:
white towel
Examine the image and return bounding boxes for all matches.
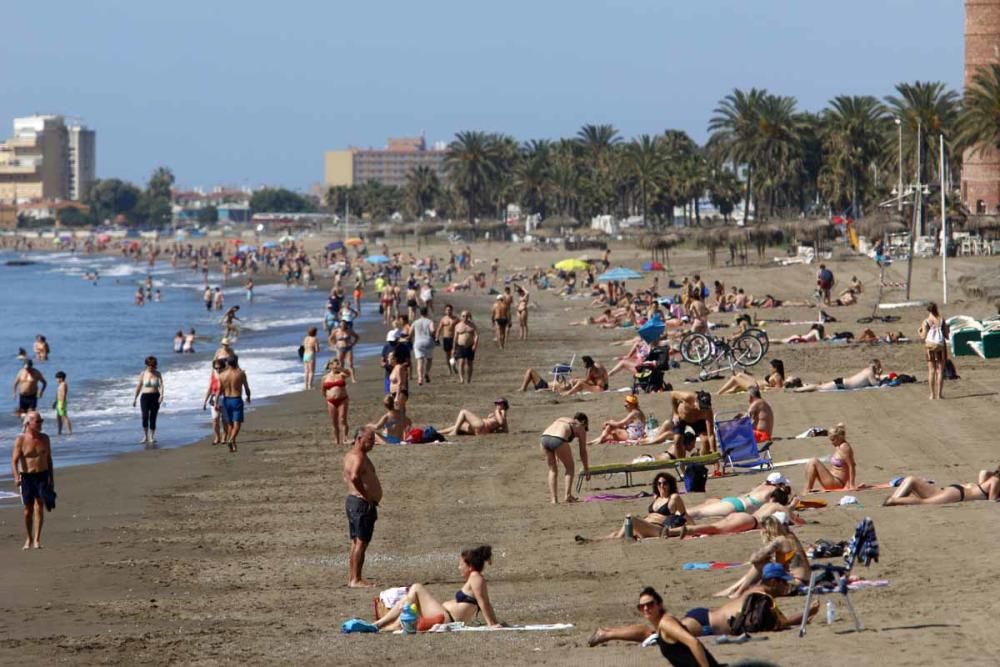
[428,622,574,633]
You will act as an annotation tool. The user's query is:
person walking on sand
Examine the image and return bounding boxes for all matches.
[514,283,530,340]
[539,414,590,503]
[53,371,72,435]
[133,356,164,445]
[12,360,47,417]
[343,426,381,588]
[452,310,479,384]
[436,304,458,375]
[411,307,436,385]
[219,355,251,452]
[491,294,510,350]
[11,411,55,550]
[919,302,948,400]
[202,359,226,445]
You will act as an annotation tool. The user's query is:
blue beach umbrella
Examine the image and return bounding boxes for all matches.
[326,241,345,251]
[262,241,279,249]
[637,315,666,343]
[597,267,643,282]
[238,244,257,253]
[366,254,390,264]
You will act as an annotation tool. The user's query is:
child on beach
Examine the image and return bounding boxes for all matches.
[53,371,72,435]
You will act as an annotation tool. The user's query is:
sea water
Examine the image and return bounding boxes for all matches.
[0,250,379,495]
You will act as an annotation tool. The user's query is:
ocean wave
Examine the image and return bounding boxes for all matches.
[242,315,321,332]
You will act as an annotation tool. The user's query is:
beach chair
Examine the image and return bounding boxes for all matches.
[575,453,722,494]
[551,354,575,386]
[715,414,772,475]
[798,517,879,637]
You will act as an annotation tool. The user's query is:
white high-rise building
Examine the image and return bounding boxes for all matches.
[0,115,96,203]
[67,122,96,201]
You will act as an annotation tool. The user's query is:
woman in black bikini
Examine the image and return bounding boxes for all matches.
[373,545,501,630]
[883,469,1000,506]
[576,472,690,542]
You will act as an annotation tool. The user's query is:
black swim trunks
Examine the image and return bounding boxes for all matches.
[19,470,56,510]
[18,394,37,413]
[494,318,509,328]
[442,337,454,356]
[455,345,475,361]
[671,418,708,436]
[346,495,378,543]
[833,377,846,390]
[534,378,549,390]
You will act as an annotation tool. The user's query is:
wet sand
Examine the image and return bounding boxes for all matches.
[2,243,1000,666]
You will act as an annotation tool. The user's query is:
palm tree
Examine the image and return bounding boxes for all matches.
[958,64,1000,159]
[514,140,553,218]
[754,94,802,217]
[821,96,891,218]
[708,88,768,221]
[404,166,441,219]
[445,131,501,223]
[625,135,664,227]
[576,124,622,217]
[885,81,960,184]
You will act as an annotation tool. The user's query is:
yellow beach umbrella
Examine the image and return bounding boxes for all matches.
[554,258,589,271]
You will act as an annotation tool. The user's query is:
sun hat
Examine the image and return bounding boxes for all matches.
[624,394,639,406]
[761,563,794,582]
[766,472,789,486]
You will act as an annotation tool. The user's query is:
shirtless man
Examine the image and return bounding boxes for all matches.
[221,305,241,339]
[435,304,458,375]
[219,356,251,452]
[794,359,882,393]
[452,311,479,384]
[343,426,382,587]
[11,411,54,549]
[745,386,774,443]
[12,361,47,417]
[381,282,396,324]
[688,296,711,335]
[639,390,716,457]
[491,294,511,350]
[539,414,590,503]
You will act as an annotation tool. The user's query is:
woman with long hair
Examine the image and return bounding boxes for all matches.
[884,468,1000,506]
[575,472,690,542]
[716,359,787,395]
[918,302,948,400]
[320,358,350,446]
[715,515,811,598]
[132,356,164,445]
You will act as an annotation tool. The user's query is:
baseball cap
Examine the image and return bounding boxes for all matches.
[761,563,794,582]
[496,294,504,300]
[766,472,789,486]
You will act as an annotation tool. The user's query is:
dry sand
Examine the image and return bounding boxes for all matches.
[2,240,999,666]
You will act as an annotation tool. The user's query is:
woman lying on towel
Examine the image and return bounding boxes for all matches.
[588,394,646,444]
[685,472,793,521]
[716,359,787,395]
[575,473,690,543]
[778,323,825,344]
[792,358,882,392]
[438,398,509,436]
[373,545,502,631]
[802,423,857,493]
[661,489,801,539]
[715,514,811,599]
[883,468,1000,506]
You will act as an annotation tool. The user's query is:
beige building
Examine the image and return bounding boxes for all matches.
[324,136,446,189]
[0,115,96,204]
[0,203,16,229]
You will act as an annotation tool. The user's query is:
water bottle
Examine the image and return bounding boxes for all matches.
[646,415,659,432]
[825,600,835,625]
[400,602,419,634]
[624,514,635,541]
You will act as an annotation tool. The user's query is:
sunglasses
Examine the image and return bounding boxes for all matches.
[636,600,658,611]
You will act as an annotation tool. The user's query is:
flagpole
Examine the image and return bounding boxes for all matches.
[940,134,947,305]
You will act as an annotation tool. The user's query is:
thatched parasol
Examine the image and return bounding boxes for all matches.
[537,215,582,230]
[575,227,609,238]
[416,223,444,236]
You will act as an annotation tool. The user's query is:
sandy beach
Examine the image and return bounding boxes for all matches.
[2,240,1000,666]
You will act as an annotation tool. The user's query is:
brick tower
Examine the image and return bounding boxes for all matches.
[962,0,1000,214]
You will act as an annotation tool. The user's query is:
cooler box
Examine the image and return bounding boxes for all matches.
[969,330,1000,359]
[950,328,981,357]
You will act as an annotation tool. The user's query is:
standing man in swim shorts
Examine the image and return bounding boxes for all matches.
[11,410,55,549]
[343,426,381,587]
[436,304,458,375]
[12,360,47,418]
[452,311,479,384]
[491,294,511,350]
[219,355,251,452]
[53,371,72,435]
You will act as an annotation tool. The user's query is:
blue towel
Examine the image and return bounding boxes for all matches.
[341,618,379,634]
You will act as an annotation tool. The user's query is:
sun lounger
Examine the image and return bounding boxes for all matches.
[576,453,722,493]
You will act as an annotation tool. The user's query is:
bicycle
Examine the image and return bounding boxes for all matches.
[679,330,767,381]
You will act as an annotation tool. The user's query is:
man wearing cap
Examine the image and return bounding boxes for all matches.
[11,410,55,549]
[745,385,774,444]
[452,311,479,384]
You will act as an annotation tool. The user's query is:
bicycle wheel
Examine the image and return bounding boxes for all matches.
[733,333,764,367]
[744,327,770,356]
[680,332,713,365]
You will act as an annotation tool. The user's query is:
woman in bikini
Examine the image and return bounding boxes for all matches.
[883,468,1000,506]
[132,356,164,445]
[589,394,646,444]
[661,492,800,539]
[685,473,793,520]
[715,515,811,598]
[372,545,501,630]
[802,424,857,494]
[320,358,350,446]
[439,399,509,437]
[539,414,590,503]
[779,323,825,344]
[918,302,948,400]
[369,394,411,445]
[716,359,787,395]
[514,283,530,340]
[302,327,320,390]
[332,320,359,383]
[606,338,652,380]
[793,359,882,393]
[575,472,690,542]
[561,356,609,396]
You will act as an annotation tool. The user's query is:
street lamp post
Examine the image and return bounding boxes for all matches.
[895,118,903,213]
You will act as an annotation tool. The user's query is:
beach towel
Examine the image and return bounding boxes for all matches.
[422,622,574,633]
[583,491,653,502]
[682,561,745,571]
[805,482,892,495]
[341,618,379,634]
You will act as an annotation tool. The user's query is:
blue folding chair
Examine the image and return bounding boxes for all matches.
[715,414,772,475]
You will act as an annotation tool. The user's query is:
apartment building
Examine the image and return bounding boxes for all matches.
[324,136,446,189]
[0,115,96,203]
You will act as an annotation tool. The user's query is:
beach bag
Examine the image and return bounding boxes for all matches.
[422,426,446,443]
[297,345,305,361]
[944,359,960,380]
[406,428,424,444]
[684,464,708,493]
[728,592,780,635]
[925,319,944,346]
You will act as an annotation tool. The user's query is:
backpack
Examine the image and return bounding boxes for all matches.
[684,464,708,493]
[925,319,945,345]
[728,592,780,635]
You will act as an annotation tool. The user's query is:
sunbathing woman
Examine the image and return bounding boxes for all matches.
[606,339,652,379]
[570,309,619,328]
[560,356,609,396]
[369,394,411,445]
[372,545,501,630]
[439,398,509,436]
[662,492,799,538]
[589,394,646,444]
[320,358,350,446]
[779,323,825,344]
[518,367,568,392]
[685,472,793,520]
[793,359,882,393]
[715,515,811,598]
[716,359,786,395]
[575,473,690,543]
[883,468,1000,506]
[802,423,857,493]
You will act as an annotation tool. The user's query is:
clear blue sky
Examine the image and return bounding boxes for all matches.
[0,0,963,190]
